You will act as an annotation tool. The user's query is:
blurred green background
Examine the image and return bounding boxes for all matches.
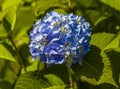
[0,0,120,89]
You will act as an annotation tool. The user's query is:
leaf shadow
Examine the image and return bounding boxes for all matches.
[72,45,104,80]
[1,42,16,58]
[78,81,117,89]
[93,83,117,89]
[41,63,69,83]
[18,44,31,66]
[0,81,12,89]
[106,50,120,86]
[0,60,8,79]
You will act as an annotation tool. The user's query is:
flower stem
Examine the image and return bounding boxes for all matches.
[68,67,78,89]
[68,67,74,89]
[9,34,27,72]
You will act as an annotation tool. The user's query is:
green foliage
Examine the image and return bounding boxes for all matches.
[100,0,120,11]
[14,71,65,89]
[0,0,120,89]
[0,43,16,62]
[90,32,115,49]
[32,0,68,16]
[0,0,22,21]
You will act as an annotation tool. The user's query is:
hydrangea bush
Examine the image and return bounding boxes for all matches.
[0,0,120,89]
[29,11,91,66]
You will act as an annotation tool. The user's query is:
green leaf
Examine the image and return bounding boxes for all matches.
[21,58,39,74]
[0,24,8,37]
[32,0,68,16]
[72,32,119,87]
[93,83,118,89]
[43,86,65,89]
[44,74,65,86]
[85,10,112,26]
[5,5,17,30]
[73,0,99,8]
[72,45,103,86]
[12,7,36,45]
[53,8,66,15]
[98,51,118,87]
[2,0,22,10]
[14,71,65,89]
[0,81,12,89]
[73,49,118,87]
[104,34,120,50]
[0,0,2,11]
[0,0,22,21]
[90,32,115,49]
[106,49,120,86]
[0,43,16,62]
[14,71,51,89]
[0,10,6,21]
[43,64,69,83]
[0,59,20,84]
[100,0,120,11]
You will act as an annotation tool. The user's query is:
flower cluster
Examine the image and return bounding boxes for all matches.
[29,11,91,66]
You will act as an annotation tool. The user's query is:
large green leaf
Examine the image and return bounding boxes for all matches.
[106,49,120,86]
[14,71,65,89]
[0,43,16,62]
[0,59,20,85]
[90,32,115,49]
[72,32,119,87]
[5,5,17,30]
[12,7,36,46]
[0,0,22,21]
[98,51,118,86]
[2,0,22,10]
[14,71,51,89]
[100,0,120,11]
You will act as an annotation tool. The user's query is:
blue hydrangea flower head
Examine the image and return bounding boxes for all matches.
[29,11,91,66]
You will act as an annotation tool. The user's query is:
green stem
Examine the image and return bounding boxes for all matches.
[9,35,27,72]
[68,67,74,89]
[68,67,78,89]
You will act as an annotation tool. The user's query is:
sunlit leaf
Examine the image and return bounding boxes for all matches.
[90,32,115,49]
[0,24,8,37]
[2,0,22,10]
[43,85,65,89]
[12,7,36,46]
[100,0,120,11]
[44,74,65,86]
[104,34,120,50]
[0,0,22,21]
[0,43,16,62]
[5,5,17,30]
